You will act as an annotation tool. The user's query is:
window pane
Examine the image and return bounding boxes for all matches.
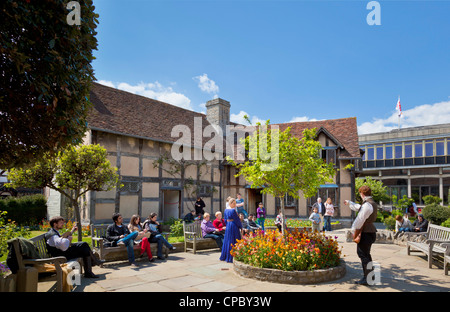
[395,144,402,159]
[425,140,433,156]
[405,143,412,158]
[376,145,383,160]
[385,144,393,159]
[367,145,374,160]
[447,141,450,156]
[436,140,444,156]
[414,141,423,157]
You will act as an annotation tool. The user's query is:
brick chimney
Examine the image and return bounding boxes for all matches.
[205,98,230,135]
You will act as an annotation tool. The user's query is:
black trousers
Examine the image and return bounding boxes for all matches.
[356,232,376,278]
[49,242,91,260]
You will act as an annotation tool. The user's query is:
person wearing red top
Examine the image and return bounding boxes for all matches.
[213,211,226,234]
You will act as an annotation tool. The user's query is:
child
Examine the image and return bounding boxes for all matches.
[256,202,266,232]
[275,208,284,233]
[309,207,321,232]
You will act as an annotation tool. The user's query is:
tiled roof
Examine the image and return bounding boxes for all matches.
[88,83,214,148]
[88,83,361,159]
[274,118,361,158]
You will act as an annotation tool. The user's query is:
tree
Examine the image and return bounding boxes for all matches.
[355,177,390,204]
[7,144,120,241]
[227,120,335,236]
[0,0,99,169]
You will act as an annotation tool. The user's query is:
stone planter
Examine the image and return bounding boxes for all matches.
[0,274,16,292]
[233,259,346,285]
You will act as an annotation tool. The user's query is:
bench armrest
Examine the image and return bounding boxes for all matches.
[184,231,196,235]
[23,256,67,266]
[426,239,450,245]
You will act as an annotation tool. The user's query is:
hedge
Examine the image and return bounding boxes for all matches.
[0,195,47,226]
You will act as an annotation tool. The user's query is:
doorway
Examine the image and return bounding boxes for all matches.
[162,190,180,221]
[247,188,263,216]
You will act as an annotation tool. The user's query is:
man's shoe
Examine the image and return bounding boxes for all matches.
[354,278,369,286]
[84,272,99,278]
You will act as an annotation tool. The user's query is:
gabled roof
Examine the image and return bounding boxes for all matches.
[273,117,361,159]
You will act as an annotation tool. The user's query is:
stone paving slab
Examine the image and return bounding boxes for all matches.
[37,228,450,293]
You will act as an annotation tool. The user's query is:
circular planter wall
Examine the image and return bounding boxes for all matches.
[233,259,346,285]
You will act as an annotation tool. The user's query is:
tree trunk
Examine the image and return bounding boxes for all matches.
[280,196,286,237]
[73,199,83,242]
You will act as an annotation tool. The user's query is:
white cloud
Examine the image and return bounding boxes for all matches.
[230,110,266,125]
[358,100,450,135]
[97,80,193,111]
[288,116,320,123]
[193,73,219,97]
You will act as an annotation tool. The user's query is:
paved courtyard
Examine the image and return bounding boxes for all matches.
[39,228,450,293]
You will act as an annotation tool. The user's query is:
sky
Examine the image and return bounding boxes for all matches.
[92,0,450,135]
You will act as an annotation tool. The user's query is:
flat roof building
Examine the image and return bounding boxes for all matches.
[358,123,450,206]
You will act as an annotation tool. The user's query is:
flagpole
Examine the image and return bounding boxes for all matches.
[397,95,400,130]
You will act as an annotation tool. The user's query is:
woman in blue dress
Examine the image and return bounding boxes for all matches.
[220,198,242,263]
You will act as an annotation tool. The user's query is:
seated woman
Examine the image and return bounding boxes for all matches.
[128,215,154,262]
[143,213,175,260]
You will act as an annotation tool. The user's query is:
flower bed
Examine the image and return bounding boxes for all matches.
[231,229,342,271]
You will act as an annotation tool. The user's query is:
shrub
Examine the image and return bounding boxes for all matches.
[0,195,47,226]
[170,219,184,237]
[422,195,442,205]
[422,204,450,225]
[383,216,396,231]
[0,211,30,258]
[441,218,450,228]
[231,229,342,271]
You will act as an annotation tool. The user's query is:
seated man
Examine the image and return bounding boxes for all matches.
[183,210,197,223]
[412,214,429,232]
[45,216,103,278]
[238,213,250,236]
[247,214,262,233]
[201,213,224,251]
[106,213,139,266]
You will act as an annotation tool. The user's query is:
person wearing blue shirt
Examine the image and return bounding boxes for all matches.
[235,193,248,218]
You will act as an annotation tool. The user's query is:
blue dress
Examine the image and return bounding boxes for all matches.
[219,208,242,263]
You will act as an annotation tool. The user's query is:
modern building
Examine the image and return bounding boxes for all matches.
[358,123,450,206]
[47,83,362,223]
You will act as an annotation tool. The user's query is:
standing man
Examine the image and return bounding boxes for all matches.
[344,185,378,286]
[235,193,248,218]
[312,197,325,232]
[106,213,139,267]
[45,216,103,278]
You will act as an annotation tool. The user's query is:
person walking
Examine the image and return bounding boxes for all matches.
[220,198,242,263]
[344,185,378,286]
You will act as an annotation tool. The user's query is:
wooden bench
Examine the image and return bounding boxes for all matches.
[11,234,82,292]
[91,224,168,262]
[183,220,218,254]
[443,243,450,275]
[406,223,450,269]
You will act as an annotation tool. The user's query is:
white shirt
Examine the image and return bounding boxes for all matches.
[46,229,71,251]
[348,196,374,231]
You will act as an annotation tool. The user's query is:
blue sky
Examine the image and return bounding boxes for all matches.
[92,0,450,134]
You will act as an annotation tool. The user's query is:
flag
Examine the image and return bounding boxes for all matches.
[396,97,402,117]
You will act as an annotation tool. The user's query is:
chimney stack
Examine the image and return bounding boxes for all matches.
[205,98,230,135]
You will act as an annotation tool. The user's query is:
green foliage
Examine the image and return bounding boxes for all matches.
[169,219,184,237]
[422,195,442,205]
[0,195,47,226]
[422,204,450,225]
[0,211,30,258]
[383,216,396,231]
[0,0,99,169]
[7,144,120,241]
[441,218,450,228]
[227,122,335,236]
[355,177,390,204]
